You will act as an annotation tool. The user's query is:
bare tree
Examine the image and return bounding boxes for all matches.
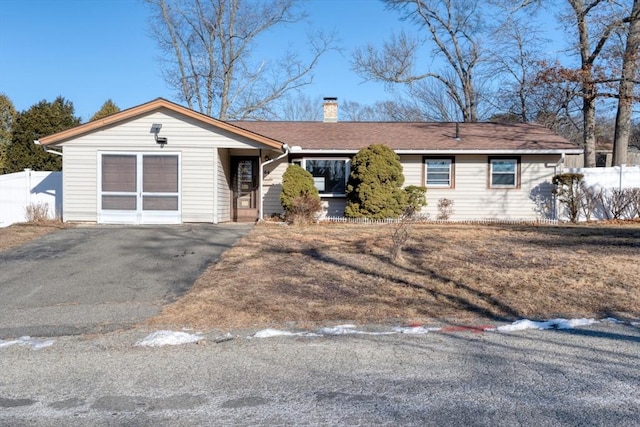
[279,93,322,121]
[555,0,629,166]
[352,0,486,122]
[488,17,549,123]
[340,99,428,121]
[146,0,335,120]
[612,0,640,166]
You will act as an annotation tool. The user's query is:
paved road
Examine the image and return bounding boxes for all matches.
[1,322,639,426]
[0,224,252,338]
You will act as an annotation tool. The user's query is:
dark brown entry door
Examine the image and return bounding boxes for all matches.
[232,157,259,222]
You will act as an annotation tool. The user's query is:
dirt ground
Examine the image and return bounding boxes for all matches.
[0,222,70,253]
[149,221,640,330]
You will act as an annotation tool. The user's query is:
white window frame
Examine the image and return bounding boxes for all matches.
[297,158,350,197]
[424,157,454,188]
[489,157,519,189]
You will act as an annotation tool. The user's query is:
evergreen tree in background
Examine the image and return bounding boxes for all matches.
[0,94,17,172]
[90,99,120,121]
[2,97,80,174]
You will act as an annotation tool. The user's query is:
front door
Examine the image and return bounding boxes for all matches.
[232,157,259,222]
[99,153,181,224]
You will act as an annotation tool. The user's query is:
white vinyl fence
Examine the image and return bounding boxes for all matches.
[0,169,62,227]
[568,165,640,190]
[564,165,640,221]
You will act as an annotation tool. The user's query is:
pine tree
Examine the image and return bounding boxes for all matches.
[2,97,80,173]
[0,94,17,172]
[90,99,120,121]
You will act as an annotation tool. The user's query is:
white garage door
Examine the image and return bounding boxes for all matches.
[98,152,181,224]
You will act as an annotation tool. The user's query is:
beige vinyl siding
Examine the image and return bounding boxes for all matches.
[217,148,231,222]
[262,158,287,217]
[400,155,424,187]
[58,109,266,223]
[62,147,98,222]
[181,148,214,222]
[401,154,560,220]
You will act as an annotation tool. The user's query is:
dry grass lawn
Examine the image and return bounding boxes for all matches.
[0,222,69,253]
[150,222,640,330]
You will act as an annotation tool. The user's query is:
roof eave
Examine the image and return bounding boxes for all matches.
[38,98,283,150]
[290,148,584,155]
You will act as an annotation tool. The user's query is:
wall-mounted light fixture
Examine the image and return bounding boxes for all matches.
[150,123,168,147]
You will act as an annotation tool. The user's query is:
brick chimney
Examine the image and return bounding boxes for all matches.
[323,97,338,122]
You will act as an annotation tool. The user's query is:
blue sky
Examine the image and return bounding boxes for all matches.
[0,0,409,121]
[0,0,574,122]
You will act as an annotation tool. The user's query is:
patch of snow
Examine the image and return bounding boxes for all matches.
[554,318,598,329]
[0,336,55,350]
[392,326,441,334]
[631,322,640,327]
[251,329,321,338]
[318,324,359,335]
[319,324,395,336]
[602,317,625,324]
[497,318,598,332]
[136,330,203,347]
[252,329,296,338]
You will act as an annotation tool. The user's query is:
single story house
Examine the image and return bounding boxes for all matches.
[37,97,582,224]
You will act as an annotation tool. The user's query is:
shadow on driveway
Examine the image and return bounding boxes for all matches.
[0,224,252,338]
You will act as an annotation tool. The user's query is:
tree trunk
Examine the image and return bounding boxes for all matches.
[571,0,598,167]
[612,0,640,167]
[583,88,597,168]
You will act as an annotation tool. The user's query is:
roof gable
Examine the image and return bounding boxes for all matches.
[38,98,283,149]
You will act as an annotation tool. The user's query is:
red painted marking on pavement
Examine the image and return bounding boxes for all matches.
[439,325,494,334]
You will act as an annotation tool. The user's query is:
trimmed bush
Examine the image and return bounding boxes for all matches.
[404,185,427,217]
[345,144,407,219]
[280,164,322,224]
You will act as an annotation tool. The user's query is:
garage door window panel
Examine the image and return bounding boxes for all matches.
[143,155,178,193]
[102,155,136,192]
[102,155,137,210]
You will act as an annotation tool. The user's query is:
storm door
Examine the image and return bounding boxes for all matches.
[231,157,259,222]
[99,153,181,224]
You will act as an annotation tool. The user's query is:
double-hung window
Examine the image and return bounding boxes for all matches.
[424,157,454,188]
[298,158,350,196]
[489,157,520,188]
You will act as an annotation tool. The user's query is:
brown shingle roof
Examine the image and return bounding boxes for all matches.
[232,121,580,152]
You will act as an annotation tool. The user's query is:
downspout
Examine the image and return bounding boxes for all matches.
[213,149,219,224]
[259,144,289,221]
[545,153,565,221]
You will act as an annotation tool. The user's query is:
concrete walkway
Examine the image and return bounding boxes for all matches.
[0,224,252,338]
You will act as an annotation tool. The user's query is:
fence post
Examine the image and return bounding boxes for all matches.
[619,164,625,190]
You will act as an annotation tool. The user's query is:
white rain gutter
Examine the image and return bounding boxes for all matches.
[34,140,63,156]
[259,143,289,220]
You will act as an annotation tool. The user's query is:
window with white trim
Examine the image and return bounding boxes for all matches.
[424,157,454,187]
[489,158,519,188]
[298,158,350,195]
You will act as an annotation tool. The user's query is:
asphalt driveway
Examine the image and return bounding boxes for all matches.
[0,224,253,338]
